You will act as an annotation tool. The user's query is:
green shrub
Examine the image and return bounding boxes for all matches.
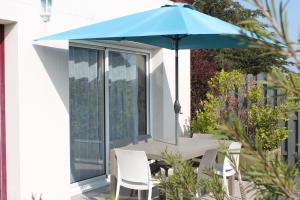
[191,69,289,150]
[157,150,230,200]
[157,150,199,200]
[249,104,288,150]
[191,93,219,133]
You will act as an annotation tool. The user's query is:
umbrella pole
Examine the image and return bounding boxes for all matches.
[174,37,181,145]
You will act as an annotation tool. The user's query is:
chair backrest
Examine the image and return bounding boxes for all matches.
[223,142,242,172]
[198,149,218,179]
[115,149,150,184]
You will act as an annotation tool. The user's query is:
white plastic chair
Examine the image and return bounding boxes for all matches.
[215,142,242,195]
[196,149,218,197]
[115,149,155,200]
[197,149,218,178]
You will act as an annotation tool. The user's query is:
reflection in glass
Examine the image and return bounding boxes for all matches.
[69,47,105,183]
[109,51,147,149]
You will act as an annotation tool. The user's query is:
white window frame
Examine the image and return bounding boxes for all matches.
[69,40,152,195]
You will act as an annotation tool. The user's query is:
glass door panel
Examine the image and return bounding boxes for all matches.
[108,51,147,149]
[69,47,105,183]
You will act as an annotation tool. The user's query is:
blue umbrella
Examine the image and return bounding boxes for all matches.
[38,3,258,145]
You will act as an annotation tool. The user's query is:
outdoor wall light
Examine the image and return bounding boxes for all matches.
[40,0,52,22]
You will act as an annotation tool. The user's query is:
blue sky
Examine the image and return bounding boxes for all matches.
[285,0,300,42]
[238,0,300,71]
[238,0,300,41]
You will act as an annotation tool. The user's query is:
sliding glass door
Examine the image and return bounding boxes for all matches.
[69,47,105,183]
[69,45,148,184]
[108,51,147,149]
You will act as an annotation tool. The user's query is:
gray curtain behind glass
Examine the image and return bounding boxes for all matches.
[69,47,105,183]
[109,52,147,149]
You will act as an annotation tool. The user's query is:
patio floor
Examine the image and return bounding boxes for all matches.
[71,180,256,200]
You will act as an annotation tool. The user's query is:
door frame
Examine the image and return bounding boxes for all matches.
[0,24,7,200]
[69,41,151,194]
[68,44,108,195]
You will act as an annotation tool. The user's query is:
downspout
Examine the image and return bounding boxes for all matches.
[0,24,7,200]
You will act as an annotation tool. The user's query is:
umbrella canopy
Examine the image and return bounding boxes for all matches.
[38,3,255,49]
[38,3,258,145]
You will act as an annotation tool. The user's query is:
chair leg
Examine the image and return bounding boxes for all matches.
[116,182,120,200]
[223,174,229,195]
[148,187,152,200]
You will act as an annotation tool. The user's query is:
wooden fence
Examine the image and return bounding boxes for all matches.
[284,111,300,165]
[256,73,300,166]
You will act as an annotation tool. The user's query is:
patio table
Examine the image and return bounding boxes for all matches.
[110,134,231,195]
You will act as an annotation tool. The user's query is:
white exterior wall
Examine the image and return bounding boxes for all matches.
[151,48,190,142]
[0,0,190,199]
